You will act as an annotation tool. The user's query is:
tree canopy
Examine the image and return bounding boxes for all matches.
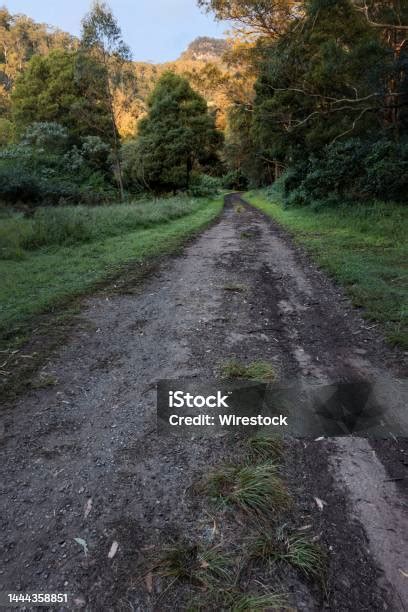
[131,72,222,191]
[11,50,112,142]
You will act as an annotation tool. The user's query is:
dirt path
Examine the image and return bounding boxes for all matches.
[1,195,407,611]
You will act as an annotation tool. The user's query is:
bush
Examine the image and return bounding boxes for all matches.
[0,167,42,204]
[188,174,221,197]
[283,138,408,207]
[22,122,69,153]
[222,170,248,190]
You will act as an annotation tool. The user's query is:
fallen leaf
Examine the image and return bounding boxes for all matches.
[84,498,93,519]
[314,497,326,511]
[108,541,119,559]
[74,537,88,556]
[145,571,153,593]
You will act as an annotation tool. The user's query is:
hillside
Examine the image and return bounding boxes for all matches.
[0,7,232,137]
[179,36,228,61]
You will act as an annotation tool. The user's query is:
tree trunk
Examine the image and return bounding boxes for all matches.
[103,51,125,201]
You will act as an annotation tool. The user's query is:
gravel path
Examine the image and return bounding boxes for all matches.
[1,195,407,611]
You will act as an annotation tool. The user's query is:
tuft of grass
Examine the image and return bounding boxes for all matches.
[204,461,290,518]
[223,283,247,293]
[188,589,289,611]
[221,360,277,382]
[247,434,284,463]
[30,374,58,389]
[249,529,325,579]
[240,231,253,239]
[228,592,289,611]
[234,203,245,214]
[245,189,408,349]
[153,542,233,587]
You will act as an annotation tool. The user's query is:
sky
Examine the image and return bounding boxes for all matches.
[5,0,228,63]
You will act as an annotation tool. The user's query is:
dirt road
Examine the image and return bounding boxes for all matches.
[1,195,407,611]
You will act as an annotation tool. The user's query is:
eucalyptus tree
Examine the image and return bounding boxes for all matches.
[80,1,131,200]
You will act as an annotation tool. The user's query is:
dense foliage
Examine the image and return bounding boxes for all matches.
[1,1,408,207]
[11,50,111,140]
[206,0,408,204]
[126,72,222,192]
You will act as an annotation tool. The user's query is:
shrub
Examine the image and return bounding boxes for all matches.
[22,122,69,153]
[222,169,248,190]
[0,167,42,204]
[283,138,408,207]
[188,174,221,197]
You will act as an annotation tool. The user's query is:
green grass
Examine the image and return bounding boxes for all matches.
[153,542,233,587]
[221,359,277,382]
[248,529,325,579]
[189,589,289,611]
[245,189,408,348]
[247,434,284,463]
[0,196,210,259]
[204,461,291,518]
[0,196,223,347]
[226,592,289,611]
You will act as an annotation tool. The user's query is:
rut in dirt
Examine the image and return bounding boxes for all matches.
[0,194,407,611]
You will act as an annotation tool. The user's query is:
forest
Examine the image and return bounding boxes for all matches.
[1,0,406,204]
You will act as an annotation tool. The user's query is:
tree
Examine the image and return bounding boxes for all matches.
[0,7,76,113]
[0,117,13,145]
[11,50,112,141]
[80,0,131,200]
[198,0,303,38]
[133,72,222,192]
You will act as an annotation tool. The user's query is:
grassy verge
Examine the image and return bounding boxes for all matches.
[0,196,223,349]
[0,196,211,259]
[245,189,408,349]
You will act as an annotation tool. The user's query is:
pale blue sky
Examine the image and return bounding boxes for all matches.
[5,1,228,62]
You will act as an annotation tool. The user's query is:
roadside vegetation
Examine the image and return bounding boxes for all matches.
[0,196,223,348]
[0,196,212,259]
[146,433,326,609]
[246,187,408,349]
[221,360,277,382]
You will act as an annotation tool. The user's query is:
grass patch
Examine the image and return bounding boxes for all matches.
[240,231,253,239]
[247,434,284,463]
[226,592,289,611]
[223,283,247,293]
[248,529,325,579]
[204,461,290,518]
[221,360,276,382]
[245,189,408,348]
[30,374,58,389]
[153,542,233,587]
[0,196,210,259]
[190,590,289,611]
[0,196,223,349]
